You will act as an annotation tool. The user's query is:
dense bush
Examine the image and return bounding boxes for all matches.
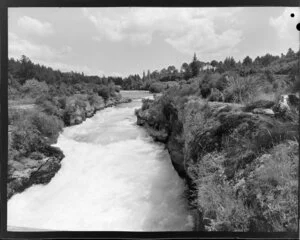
[22,79,49,98]
[149,82,166,93]
[29,111,63,143]
[141,98,154,111]
[35,95,63,117]
[12,127,46,157]
[97,85,110,100]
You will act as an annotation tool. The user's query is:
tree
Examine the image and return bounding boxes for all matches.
[260,53,279,66]
[18,55,35,82]
[190,53,201,77]
[167,65,177,74]
[242,56,253,66]
[223,57,236,70]
[181,62,192,80]
[211,60,218,67]
[286,48,295,58]
[142,71,146,80]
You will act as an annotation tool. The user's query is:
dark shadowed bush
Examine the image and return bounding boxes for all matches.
[98,85,110,100]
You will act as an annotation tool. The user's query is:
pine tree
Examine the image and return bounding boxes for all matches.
[142,71,146,80]
[190,53,200,77]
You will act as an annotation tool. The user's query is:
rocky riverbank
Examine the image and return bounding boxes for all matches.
[7,94,132,200]
[135,94,299,231]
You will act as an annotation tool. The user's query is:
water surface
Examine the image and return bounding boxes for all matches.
[8,91,193,231]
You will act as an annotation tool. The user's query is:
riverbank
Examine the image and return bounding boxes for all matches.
[135,90,298,231]
[8,94,132,200]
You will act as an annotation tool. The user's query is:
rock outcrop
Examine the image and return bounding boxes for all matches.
[7,146,64,199]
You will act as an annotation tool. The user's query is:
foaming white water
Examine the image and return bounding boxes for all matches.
[8,91,193,231]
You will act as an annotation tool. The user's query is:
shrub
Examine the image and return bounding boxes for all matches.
[199,74,212,98]
[98,85,110,100]
[12,127,45,156]
[215,75,229,91]
[29,111,63,143]
[22,79,49,98]
[108,83,117,97]
[178,83,199,97]
[208,88,224,102]
[141,98,154,111]
[223,76,258,104]
[36,96,62,117]
[149,82,165,93]
[57,96,67,109]
[88,94,100,106]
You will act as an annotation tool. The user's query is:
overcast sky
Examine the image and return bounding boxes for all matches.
[8,7,300,77]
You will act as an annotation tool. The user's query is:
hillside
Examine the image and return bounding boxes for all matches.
[135,49,299,232]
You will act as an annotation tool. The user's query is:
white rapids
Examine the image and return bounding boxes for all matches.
[7,91,193,231]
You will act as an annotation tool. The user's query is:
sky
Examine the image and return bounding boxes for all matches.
[8,7,300,77]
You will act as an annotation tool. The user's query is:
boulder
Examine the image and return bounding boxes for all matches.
[252,108,275,116]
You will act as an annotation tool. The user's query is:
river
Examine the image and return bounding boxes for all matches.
[7,91,193,231]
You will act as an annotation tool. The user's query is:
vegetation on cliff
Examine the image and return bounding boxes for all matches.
[8,56,130,199]
[135,49,299,232]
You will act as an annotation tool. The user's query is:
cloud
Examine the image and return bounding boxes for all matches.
[92,36,102,42]
[17,16,54,36]
[9,32,72,61]
[269,7,299,51]
[9,32,104,76]
[82,8,243,57]
[9,32,58,61]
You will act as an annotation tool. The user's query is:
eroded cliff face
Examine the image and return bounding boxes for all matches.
[7,94,132,200]
[136,95,299,232]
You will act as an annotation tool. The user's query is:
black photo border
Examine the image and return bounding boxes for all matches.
[1,0,299,239]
